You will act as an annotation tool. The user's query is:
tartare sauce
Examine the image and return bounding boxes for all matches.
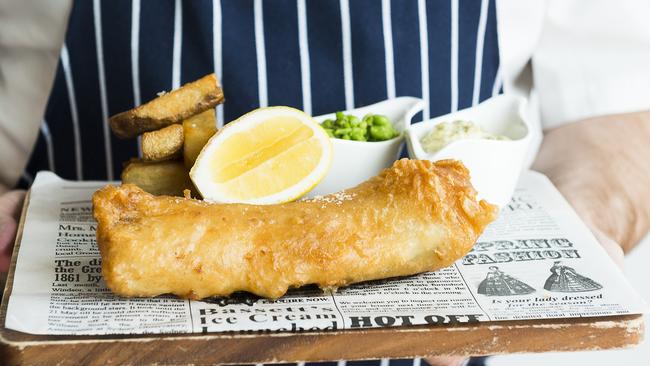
[420,120,508,153]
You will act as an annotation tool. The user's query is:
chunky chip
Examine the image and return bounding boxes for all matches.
[141,124,184,162]
[110,74,224,138]
[182,109,217,168]
[121,160,194,196]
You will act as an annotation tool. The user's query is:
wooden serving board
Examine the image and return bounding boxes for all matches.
[0,192,644,365]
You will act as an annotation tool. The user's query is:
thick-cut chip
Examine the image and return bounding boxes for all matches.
[183,109,217,168]
[121,160,193,196]
[110,74,224,138]
[141,124,184,161]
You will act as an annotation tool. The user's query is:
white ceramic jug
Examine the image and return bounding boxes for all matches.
[405,95,531,207]
[309,97,425,196]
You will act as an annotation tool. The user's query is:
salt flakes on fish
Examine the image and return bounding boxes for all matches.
[305,191,355,206]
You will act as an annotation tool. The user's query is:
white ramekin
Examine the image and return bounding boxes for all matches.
[405,95,531,207]
[309,97,425,196]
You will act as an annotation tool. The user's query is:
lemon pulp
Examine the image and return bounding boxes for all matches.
[208,116,322,199]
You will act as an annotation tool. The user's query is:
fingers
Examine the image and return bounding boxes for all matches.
[0,215,17,272]
[0,190,26,273]
[424,356,468,366]
[0,190,26,219]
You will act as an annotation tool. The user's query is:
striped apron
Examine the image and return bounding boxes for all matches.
[18,1,500,364]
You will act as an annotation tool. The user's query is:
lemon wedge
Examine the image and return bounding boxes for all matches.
[190,106,332,204]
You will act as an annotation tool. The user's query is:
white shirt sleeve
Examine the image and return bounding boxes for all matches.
[534,0,650,129]
[0,0,71,188]
[499,0,650,130]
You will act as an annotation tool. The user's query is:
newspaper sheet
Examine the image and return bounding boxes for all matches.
[5,171,647,335]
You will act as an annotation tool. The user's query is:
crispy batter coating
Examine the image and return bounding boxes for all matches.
[110,74,224,138]
[93,159,498,299]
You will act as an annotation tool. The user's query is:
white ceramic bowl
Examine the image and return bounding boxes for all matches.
[309,97,425,196]
[405,95,531,207]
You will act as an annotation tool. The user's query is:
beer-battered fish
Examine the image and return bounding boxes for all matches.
[93,159,498,299]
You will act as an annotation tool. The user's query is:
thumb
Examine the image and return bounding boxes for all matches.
[0,215,17,272]
[0,190,26,272]
[0,190,26,218]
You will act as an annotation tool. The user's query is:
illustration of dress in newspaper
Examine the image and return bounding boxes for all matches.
[477,266,536,296]
[544,261,603,292]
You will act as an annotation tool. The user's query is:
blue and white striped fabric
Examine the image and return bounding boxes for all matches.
[240,356,488,366]
[20,0,501,185]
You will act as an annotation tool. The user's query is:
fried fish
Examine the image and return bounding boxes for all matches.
[93,159,498,299]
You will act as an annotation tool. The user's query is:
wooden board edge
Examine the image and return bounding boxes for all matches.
[0,314,643,365]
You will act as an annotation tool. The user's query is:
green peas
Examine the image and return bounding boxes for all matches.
[350,129,367,141]
[372,115,390,127]
[369,125,396,141]
[320,112,397,142]
[351,126,367,140]
[333,127,350,138]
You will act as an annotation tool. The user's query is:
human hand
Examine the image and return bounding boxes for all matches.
[0,190,26,272]
[532,111,650,254]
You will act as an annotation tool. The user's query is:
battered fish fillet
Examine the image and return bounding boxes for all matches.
[93,159,498,299]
